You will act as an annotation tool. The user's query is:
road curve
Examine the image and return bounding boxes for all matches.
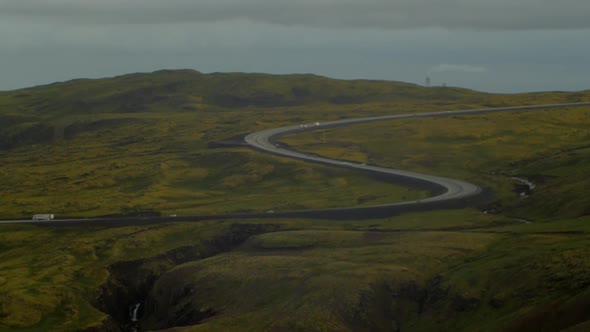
[2,102,589,226]
[245,102,590,210]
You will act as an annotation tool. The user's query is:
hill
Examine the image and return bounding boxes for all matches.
[0,70,587,219]
[1,70,590,331]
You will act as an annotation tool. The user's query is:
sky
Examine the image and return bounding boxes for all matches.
[1,0,589,93]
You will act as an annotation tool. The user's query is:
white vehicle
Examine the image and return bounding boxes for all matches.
[315,122,320,126]
[32,214,54,221]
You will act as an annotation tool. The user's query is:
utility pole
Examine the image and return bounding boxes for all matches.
[425,76,431,87]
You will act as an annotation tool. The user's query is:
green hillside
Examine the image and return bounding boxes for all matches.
[284,104,590,220]
[1,70,586,219]
[1,71,448,219]
[1,70,590,331]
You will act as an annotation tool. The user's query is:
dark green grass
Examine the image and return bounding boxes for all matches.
[143,215,590,332]
[0,221,231,330]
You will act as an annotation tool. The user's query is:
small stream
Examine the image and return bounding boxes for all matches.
[512,218,533,224]
[511,177,536,197]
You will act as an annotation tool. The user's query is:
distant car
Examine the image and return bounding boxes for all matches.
[265,210,275,214]
[32,214,54,221]
[169,214,177,217]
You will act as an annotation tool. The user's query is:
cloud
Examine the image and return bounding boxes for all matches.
[431,64,488,73]
[2,0,590,30]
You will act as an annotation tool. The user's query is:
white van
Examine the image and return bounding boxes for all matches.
[32,214,54,221]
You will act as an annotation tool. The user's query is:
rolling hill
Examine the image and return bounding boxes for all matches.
[1,70,590,331]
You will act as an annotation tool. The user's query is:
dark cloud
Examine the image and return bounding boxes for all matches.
[3,0,590,30]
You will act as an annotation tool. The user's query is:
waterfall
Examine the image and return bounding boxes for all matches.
[131,303,141,322]
[511,177,536,191]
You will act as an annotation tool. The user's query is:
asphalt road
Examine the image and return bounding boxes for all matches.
[246,102,590,203]
[2,102,589,226]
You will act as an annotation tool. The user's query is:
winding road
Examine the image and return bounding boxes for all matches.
[2,102,589,225]
[246,102,590,208]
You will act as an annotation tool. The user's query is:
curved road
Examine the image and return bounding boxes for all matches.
[245,102,590,210]
[2,102,589,225]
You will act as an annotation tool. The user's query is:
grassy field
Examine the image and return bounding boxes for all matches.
[147,228,499,331]
[4,212,590,331]
[0,221,233,330]
[1,70,590,331]
[144,215,590,332]
[0,143,426,218]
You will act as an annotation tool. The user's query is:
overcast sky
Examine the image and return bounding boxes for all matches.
[1,0,589,93]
